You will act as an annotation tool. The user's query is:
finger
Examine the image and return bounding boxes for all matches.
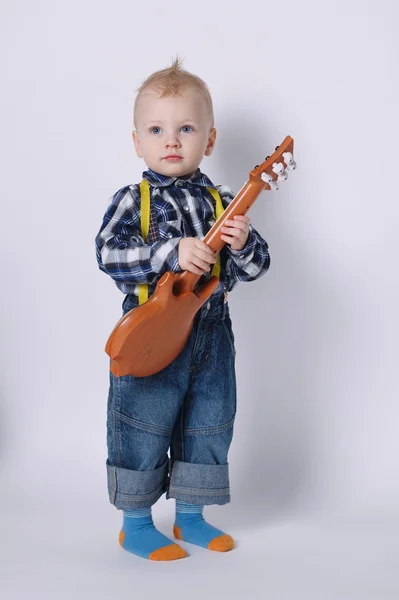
[194,239,217,258]
[187,263,208,275]
[222,226,247,240]
[194,248,217,264]
[191,256,215,272]
[232,215,250,225]
[223,220,248,232]
[221,233,236,244]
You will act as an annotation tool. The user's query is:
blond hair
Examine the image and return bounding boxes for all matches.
[133,56,214,128]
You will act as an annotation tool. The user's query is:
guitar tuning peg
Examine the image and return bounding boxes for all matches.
[261,172,279,190]
[282,151,297,171]
[269,180,279,190]
[275,146,280,151]
[265,156,270,161]
[261,172,272,183]
[272,161,288,181]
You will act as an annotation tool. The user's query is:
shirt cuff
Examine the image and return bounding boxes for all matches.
[226,233,255,264]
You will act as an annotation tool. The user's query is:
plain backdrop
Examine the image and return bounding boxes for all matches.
[1,0,398,598]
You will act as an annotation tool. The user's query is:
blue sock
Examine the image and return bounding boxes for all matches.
[119,508,187,561]
[173,500,234,552]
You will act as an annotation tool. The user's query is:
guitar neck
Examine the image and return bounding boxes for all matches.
[173,178,265,295]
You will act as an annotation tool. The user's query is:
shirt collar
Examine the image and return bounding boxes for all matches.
[142,167,215,189]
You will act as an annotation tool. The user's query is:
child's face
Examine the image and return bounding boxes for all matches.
[132,87,216,178]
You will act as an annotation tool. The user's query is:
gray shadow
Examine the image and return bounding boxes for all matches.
[212,113,350,530]
[0,389,8,464]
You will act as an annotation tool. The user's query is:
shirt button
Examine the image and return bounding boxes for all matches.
[184,205,190,212]
[168,232,173,238]
[206,301,211,310]
[176,181,183,187]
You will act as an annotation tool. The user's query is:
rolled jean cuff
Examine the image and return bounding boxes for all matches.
[167,460,230,505]
[106,457,168,510]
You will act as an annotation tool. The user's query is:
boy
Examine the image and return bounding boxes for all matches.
[95,58,270,561]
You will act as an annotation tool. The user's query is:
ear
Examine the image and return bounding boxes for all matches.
[132,130,143,158]
[204,127,216,156]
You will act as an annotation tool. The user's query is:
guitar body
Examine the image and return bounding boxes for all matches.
[105,271,220,377]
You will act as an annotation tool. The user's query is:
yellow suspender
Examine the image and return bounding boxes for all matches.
[207,187,224,279]
[138,181,224,305]
[138,180,150,305]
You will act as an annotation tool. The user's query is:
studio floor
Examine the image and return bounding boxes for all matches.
[2,495,398,600]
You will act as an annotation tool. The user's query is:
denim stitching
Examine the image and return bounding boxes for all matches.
[113,382,122,466]
[169,485,230,496]
[115,486,164,502]
[181,401,185,463]
[222,319,236,355]
[189,320,202,371]
[190,323,212,373]
[108,466,116,504]
[114,409,173,437]
[184,415,236,436]
[189,347,210,373]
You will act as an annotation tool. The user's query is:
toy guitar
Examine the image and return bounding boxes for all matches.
[105,135,296,377]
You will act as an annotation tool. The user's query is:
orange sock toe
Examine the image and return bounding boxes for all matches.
[149,543,187,561]
[208,534,235,552]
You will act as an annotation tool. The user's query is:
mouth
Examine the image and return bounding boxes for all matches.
[163,155,183,161]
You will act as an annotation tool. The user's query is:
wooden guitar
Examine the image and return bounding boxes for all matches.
[105,135,296,377]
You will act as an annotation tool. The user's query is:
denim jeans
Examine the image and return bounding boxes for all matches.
[106,292,237,509]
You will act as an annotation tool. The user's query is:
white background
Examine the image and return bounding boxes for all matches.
[1,0,398,598]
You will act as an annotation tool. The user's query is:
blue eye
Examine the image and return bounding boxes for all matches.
[150,127,161,134]
[181,125,193,133]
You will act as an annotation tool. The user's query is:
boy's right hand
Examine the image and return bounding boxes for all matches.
[178,238,217,275]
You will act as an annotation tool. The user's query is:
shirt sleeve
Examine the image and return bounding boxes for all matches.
[216,184,271,286]
[95,185,181,286]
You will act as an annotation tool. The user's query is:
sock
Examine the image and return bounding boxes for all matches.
[119,507,187,561]
[173,500,234,552]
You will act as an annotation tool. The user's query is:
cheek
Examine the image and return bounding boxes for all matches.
[141,137,159,154]
[190,136,208,155]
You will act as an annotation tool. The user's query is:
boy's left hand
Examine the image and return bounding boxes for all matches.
[220,215,250,251]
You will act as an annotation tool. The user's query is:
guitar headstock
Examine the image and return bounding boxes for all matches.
[249,135,296,191]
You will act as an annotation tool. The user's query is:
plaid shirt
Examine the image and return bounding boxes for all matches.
[95,167,270,299]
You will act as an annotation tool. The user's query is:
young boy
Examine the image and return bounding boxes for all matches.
[95,58,270,561]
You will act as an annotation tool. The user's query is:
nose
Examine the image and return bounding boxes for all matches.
[165,132,181,148]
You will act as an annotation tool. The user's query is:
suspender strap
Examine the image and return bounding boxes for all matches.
[206,187,224,279]
[138,181,225,305]
[138,180,150,305]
